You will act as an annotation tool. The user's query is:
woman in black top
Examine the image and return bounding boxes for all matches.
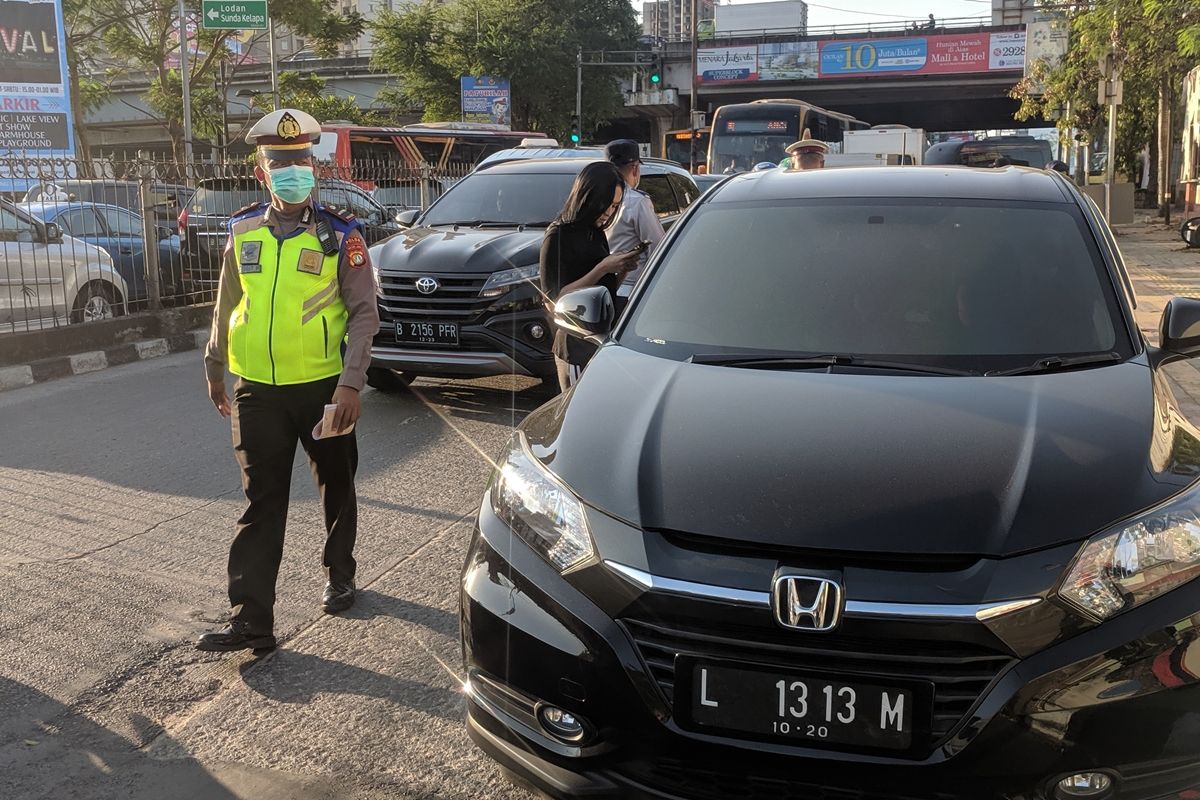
[539,161,641,391]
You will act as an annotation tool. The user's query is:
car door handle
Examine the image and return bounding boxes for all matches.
[119,247,134,253]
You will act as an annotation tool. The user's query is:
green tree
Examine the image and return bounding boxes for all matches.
[370,0,639,141]
[67,0,364,162]
[248,71,367,123]
[1012,0,1197,192]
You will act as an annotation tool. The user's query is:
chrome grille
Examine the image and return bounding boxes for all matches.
[377,272,492,322]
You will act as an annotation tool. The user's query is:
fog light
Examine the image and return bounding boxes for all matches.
[536,704,586,743]
[528,323,546,341]
[1055,772,1114,799]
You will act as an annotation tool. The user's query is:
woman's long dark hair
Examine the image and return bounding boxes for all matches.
[558,161,624,229]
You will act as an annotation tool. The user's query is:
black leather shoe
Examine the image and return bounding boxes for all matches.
[322,580,356,614]
[196,622,276,652]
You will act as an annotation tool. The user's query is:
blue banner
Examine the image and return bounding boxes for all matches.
[460,76,511,129]
[820,37,929,76]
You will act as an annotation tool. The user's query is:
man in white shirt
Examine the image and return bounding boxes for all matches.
[605,139,665,288]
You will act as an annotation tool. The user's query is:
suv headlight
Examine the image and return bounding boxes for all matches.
[1059,485,1200,621]
[480,264,539,298]
[490,432,594,572]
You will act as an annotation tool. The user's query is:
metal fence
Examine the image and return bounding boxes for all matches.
[0,153,473,335]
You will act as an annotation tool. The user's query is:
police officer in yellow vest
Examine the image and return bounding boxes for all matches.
[198,109,380,652]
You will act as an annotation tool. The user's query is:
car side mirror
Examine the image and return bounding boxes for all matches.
[44,222,62,243]
[1153,297,1200,366]
[395,210,419,228]
[156,225,173,241]
[553,286,615,344]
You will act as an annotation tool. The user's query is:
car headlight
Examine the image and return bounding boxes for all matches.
[480,264,539,298]
[1059,485,1200,621]
[490,432,594,572]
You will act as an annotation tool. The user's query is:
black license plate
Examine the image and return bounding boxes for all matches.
[681,660,923,751]
[396,320,459,346]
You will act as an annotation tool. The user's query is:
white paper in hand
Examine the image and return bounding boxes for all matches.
[312,403,355,439]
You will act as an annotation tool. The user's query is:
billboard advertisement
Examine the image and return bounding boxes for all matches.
[820,33,1004,77]
[697,45,758,83]
[0,0,75,192]
[460,76,511,129]
[758,41,818,81]
[698,30,1027,83]
[989,31,1026,70]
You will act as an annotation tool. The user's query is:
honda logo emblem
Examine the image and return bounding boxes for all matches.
[772,574,843,632]
[415,276,440,295]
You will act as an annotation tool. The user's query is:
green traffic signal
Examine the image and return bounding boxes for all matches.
[570,132,581,143]
[650,72,661,84]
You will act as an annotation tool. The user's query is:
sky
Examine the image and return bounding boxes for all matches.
[634,0,997,31]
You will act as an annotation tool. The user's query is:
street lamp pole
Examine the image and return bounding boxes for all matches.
[178,0,194,163]
[268,17,280,109]
[689,0,698,173]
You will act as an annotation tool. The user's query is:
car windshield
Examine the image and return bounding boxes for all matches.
[421,172,577,227]
[373,184,429,208]
[960,143,1052,168]
[621,199,1131,373]
[191,184,268,215]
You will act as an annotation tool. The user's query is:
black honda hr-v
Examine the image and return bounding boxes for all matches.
[461,166,1200,800]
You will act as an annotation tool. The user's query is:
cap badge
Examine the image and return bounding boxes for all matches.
[277,112,301,140]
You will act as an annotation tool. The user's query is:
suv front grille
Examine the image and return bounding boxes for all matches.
[620,617,1013,746]
[377,272,492,322]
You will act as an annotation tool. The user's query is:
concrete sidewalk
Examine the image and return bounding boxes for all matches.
[1115,217,1200,418]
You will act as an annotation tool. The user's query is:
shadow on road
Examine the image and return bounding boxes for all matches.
[0,676,238,800]
[340,590,459,638]
[237,650,462,722]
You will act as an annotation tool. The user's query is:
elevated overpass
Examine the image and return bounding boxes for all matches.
[623,20,1039,142]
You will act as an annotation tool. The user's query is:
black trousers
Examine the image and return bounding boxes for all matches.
[228,376,358,634]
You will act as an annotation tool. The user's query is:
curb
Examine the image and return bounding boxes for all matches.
[0,330,209,393]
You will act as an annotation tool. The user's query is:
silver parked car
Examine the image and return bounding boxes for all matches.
[1,199,129,326]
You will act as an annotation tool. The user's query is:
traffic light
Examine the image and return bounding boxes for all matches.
[570,115,581,146]
[649,56,662,86]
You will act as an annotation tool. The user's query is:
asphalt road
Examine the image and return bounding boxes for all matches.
[0,352,552,799]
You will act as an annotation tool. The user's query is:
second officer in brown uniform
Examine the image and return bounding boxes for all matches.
[198,108,380,652]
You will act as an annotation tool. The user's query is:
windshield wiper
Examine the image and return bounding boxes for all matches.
[688,353,977,376]
[448,220,518,229]
[985,352,1123,377]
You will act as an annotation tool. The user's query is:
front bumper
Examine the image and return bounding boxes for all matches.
[371,283,556,379]
[461,499,1200,800]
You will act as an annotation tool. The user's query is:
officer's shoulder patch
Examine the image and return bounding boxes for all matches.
[317,205,363,235]
[230,201,266,220]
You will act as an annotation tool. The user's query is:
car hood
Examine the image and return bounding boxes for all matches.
[522,347,1200,557]
[370,225,543,274]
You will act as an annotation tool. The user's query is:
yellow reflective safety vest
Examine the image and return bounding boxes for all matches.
[226,205,356,385]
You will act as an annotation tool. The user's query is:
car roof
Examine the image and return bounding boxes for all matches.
[708,166,1073,204]
[476,155,694,179]
[16,200,140,218]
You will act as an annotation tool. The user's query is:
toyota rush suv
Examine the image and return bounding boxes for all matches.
[366,157,699,388]
[462,166,1200,800]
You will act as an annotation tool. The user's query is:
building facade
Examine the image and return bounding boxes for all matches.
[642,0,716,39]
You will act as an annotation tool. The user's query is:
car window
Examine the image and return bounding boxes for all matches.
[960,143,1052,168]
[191,185,268,215]
[99,206,142,236]
[623,199,1132,372]
[421,172,576,227]
[667,174,697,209]
[639,174,678,218]
[320,186,382,224]
[57,208,106,237]
[0,205,37,241]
